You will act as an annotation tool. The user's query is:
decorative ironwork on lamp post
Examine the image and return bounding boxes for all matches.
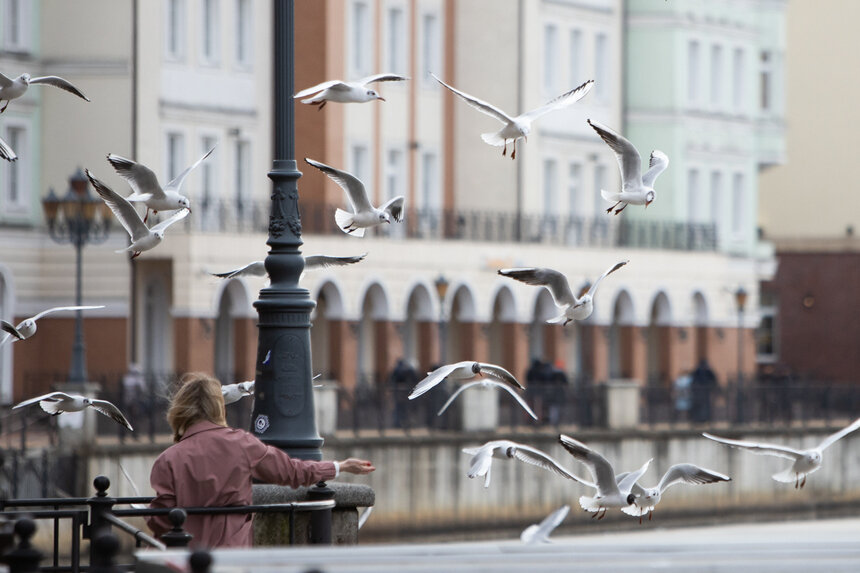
[249,0,323,460]
[41,169,111,383]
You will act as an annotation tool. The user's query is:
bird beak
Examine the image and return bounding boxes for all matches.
[386,219,391,224]
[377,96,387,102]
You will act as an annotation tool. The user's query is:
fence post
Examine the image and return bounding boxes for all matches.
[3,518,42,573]
[89,532,120,573]
[160,508,193,547]
[308,481,334,544]
[189,550,212,573]
[86,476,115,564]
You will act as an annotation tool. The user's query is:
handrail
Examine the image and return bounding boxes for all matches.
[1,496,153,509]
[111,499,336,517]
[102,513,166,551]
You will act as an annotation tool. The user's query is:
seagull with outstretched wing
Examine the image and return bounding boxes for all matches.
[520,505,570,544]
[463,439,591,489]
[1,305,105,345]
[0,72,89,113]
[14,392,133,431]
[295,73,409,109]
[618,463,731,523]
[211,253,367,279]
[408,361,523,400]
[437,379,537,421]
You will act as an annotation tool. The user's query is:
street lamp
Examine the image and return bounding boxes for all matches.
[734,286,748,423]
[41,169,111,383]
[434,275,449,365]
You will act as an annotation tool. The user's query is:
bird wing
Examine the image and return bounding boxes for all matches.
[13,392,74,410]
[106,154,164,199]
[702,432,804,460]
[359,73,410,86]
[617,459,652,494]
[476,362,524,389]
[436,380,481,415]
[1,321,24,341]
[498,268,575,307]
[86,170,151,242]
[304,253,367,270]
[558,434,620,497]
[211,261,266,279]
[304,158,373,213]
[149,208,190,234]
[165,145,216,191]
[520,80,594,122]
[0,72,12,88]
[587,119,642,187]
[641,150,670,188]
[28,76,90,101]
[615,472,648,497]
[89,399,134,431]
[357,505,374,529]
[510,444,593,486]
[657,463,731,493]
[816,417,860,451]
[381,196,405,222]
[493,382,539,420]
[30,305,105,322]
[294,80,346,98]
[0,135,17,162]
[523,505,570,543]
[409,362,468,399]
[585,260,629,298]
[430,73,515,125]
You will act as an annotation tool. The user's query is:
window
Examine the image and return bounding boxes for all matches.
[543,24,558,94]
[352,1,371,77]
[594,33,608,100]
[710,45,723,107]
[732,172,745,237]
[569,29,582,85]
[687,169,700,223]
[732,48,745,111]
[594,164,607,216]
[760,50,773,112]
[387,6,406,74]
[568,162,582,217]
[235,0,252,67]
[165,0,186,60]
[166,132,184,182]
[710,171,722,226]
[421,152,439,211]
[542,159,557,216]
[687,40,701,103]
[200,136,218,230]
[201,0,220,64]
[421,12,440,83]
[756,290,778,362]
[3,0,29,51]
[386,148,404,201]
[3,126,26,210]
[350,144,370,186]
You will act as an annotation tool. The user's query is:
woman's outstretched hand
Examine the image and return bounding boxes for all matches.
[339,458,376,475]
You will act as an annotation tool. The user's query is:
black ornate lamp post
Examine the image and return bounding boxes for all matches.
[250,0,323,460]
[734,286,748,423]
[434,276,449,365]
[41,169,110,384]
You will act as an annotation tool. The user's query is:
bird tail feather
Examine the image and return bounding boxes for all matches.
[39,401,63,415]
[520,525,542,544]
[600,189,621,202]
[546,314,567,325]
[578,496,600,513]
[335,208,365,237]
[481,132,506,147]
[772,468,798,484]
[126,193,153,202]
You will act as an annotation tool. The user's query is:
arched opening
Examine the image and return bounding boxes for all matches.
[358,283,389,386]
[647,292,672,386]
[692,292,709,363]
[609,290,635,378]
[446,285,476,364]
[529,289,558,363]
[311,281,345,379]
[142,275,170,381]
[214,280,250,384]
[489,287,516,370]
[404,284,434,371]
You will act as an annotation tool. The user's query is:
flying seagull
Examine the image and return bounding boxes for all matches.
[499,260,628,325]
[222,381,255,405]
[559,434,650,519]
[86,169,189,258]
[432,74,593,159]
[294,73,409,110]
[211,253,367,279]
[13,392,133,431]
[520,505,570,545]
[587,119,669,215]
[618,464,731,523]
[106,146,214,223]
[0,72,90,113]
[304,158,404,237]
[437,379,538,421]
[0,134,17,162]
[703,418,860,489]
[1,305,105,345]
[462,439,590,488]
[408,361,523,401]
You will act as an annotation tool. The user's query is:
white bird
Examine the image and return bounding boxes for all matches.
[13,392,133,431]
[0,134,17,162]
[587,119,669,215]
[106,146,214,223]
[703,418,860,489]
[558,434,651,519]
[357,506,374,530]
[437,379,538,421]
[294,73,409,110]
[222,380,255,405]
[462,439,590,488]
[1,305,105,345]
[86,169,189,258]
[211,253,367,279]
[520,505,570,545]
[499,260,628,326]
[432,74,593,160]
[0,72,90,113]
[408,361,523,400]
[304,158,404,237]
[118,462,149,509]
[618,464,731,523]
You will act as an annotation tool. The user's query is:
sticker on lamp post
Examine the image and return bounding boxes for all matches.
[254,414,270,434]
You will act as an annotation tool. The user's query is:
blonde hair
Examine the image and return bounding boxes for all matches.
[167,372,227,442]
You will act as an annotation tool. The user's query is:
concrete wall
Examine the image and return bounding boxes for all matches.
[87,422,860,539]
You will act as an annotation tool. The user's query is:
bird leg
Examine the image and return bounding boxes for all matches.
[649,510,653,521]
[613,203,628,215]
[143,208,151,224]
[795,474,800,489]
[639,515,643,525]
[502,141,507,156]
[597,508,606,520]
[0,101,8,113]
[317,100,327,111]
[591,510,600,519]
[511,140,517,160]
[606,202,621,214]
[800,475,807,489]
[131,251,142,259]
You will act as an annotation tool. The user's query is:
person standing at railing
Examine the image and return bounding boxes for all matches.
[146,372,375,548]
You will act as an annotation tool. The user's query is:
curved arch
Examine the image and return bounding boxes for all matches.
[647,291,673,385]
[211,278,254,318]
[488,286,517,369]
[649,291,672,326]
[404,283,435,321]
[315,280,345,319]
[609,290,636,379]
[612,290,635,326]
[692,291,709,364]
[692,291,708,325]
[450,284,477,322]
[488,283,517,322]
[359,282,390,320]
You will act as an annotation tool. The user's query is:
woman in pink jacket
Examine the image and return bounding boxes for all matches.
[147,373,374,548]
